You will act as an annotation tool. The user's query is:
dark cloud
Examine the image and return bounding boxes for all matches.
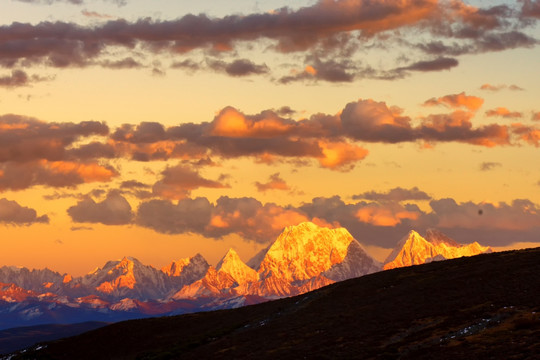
[402,57,459,72]
[67,191,133,225]
[151,164,228,200]
[0,198,49,225]
[99,57,143,69]
[353,187,431,202]
[521,0,540,18]
[279,57,356,83]
[136,196,308,243]
[170,59,201,72]
[136,197,213,234]
[1,0,533,78]
[130,192,540,248]
[208,59,269,77]
[0,69,52,88]
[479,162,502,171]
[0,114,109,163]
[0,161,118,191]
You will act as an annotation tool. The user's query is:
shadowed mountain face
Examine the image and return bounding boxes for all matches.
[13,247,540,360]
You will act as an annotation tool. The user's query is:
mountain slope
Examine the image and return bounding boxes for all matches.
[16,247,540,360]
[383,230,491,270]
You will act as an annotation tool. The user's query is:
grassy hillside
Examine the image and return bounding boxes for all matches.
[12,247,540,359]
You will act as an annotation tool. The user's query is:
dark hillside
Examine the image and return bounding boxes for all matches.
[12,247,540,359]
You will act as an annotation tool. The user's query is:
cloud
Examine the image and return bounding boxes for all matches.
[99,57,143,69]
[480,83,524,91]
[279,57,357,83]
[207,59,269,77]
[521,0,540,18]
[353,187,431,202]
[67,191,133,225]
[120,180,150,189]
[136,196,310,243]
[479,162,502,171]
[0,198,49,225]
[0,160,118,190]
[0,0,532,77]
[255,173,290,192]
[131,190,540,247]
[355,202,421,226]
[401,57,459,72]
[136,197,213,235]
[430,198,540,231]
[81,10,114,19]
[485,107,523,118]
[0,69,52,88]
[0,114,109,163]
[511,123,540,147]
[423,92,484,111]
[532,112,540,121]
[105,96,522,172]
[151,164,228,200]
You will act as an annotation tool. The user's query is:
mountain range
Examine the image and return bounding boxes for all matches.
[0,222,491,331]
[8,246,539,359]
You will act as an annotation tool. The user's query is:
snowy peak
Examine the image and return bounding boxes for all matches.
[162,253,209,277]
[216,249,258,285]
[384,230,492,270]
[251,222,380,297]
[82,256,170,300]
[425,228,460,247]
[171,266,238,299]
[258,222,355,283]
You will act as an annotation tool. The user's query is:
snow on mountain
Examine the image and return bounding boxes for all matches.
[81,257,171,301]
[383,230,492,270]
[0,266,66,294]
[171,266,238,299]
[216,249,258,285]
[0,224,496,330]
[252,222,380,296]
[161,253,209,283]
[172,249,259,299]
[0,282,38,303]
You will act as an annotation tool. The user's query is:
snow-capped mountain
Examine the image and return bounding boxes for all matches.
[161,253,209,283]
[172,249,257,299]
[174,222,380,299]
[383,229,492,270]
[216,249,258,285]
[0,266,66,294]
[81,257,172,301]
[0,223,495,330]
[252,222,380,296]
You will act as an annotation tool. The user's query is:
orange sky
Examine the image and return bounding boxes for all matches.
[0,0,539,275]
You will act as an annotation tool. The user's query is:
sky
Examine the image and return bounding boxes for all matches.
[0,0,539,276]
